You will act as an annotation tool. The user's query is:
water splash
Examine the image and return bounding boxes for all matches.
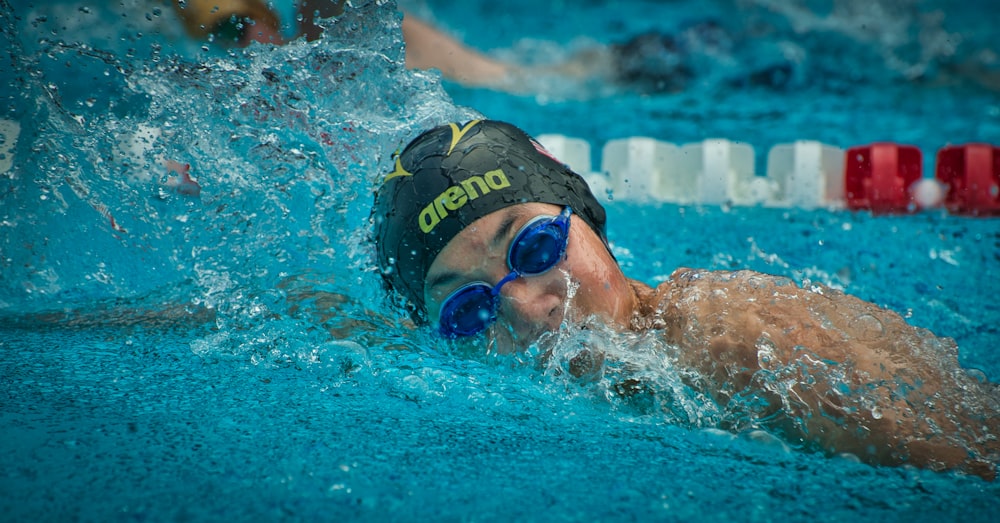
[530,321,724,427]
[1,1,477,321]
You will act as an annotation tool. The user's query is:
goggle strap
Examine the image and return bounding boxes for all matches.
[491,270,522,297]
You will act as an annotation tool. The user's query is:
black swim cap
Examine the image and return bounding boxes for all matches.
[371,120,608,318]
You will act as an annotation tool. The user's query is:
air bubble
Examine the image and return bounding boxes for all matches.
[744,430,791,453]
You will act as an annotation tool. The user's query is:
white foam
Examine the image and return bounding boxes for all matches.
[0,119,21,174]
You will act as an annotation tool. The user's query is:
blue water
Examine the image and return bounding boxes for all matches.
[2,0,999,521]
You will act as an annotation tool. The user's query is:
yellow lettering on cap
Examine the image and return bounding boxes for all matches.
[460,176,489,199]
[418,205,440,233]
[484,168,511,190]
[433,195,449,222]
[416,167,512,234]
[442,186,468,211]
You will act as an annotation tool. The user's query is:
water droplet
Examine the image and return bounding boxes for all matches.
[849,314,884,341]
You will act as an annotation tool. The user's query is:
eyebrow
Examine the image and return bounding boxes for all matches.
[426,209,523,293]
[425,270,460,294]
[491,213,518,251]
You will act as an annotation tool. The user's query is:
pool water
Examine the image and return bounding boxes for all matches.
[2,0,999,521]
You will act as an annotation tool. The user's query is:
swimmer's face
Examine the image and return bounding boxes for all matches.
[424,203,635,352]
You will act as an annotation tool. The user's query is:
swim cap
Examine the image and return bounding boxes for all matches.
[371,119,608,318]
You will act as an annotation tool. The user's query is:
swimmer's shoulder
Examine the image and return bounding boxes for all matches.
[642,268,807,319]
[650,268,911,332]
[652,267,799,294]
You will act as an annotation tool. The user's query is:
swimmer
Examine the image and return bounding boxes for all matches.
[169,2,785,93]
[371,119,999,480]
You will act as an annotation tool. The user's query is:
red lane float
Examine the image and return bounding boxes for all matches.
[844,143,922,213]
[936,143,1000,216]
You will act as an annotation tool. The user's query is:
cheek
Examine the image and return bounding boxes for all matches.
[564,242,625,311]
[569,260,616,305]
[574,264,620,302]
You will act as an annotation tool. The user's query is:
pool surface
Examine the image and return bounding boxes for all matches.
[2,0,999,521]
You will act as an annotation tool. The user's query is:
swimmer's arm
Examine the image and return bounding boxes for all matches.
[658,268,998,479]
[9,300,217,330]
[15,282,413,351]
[400,14,512,88]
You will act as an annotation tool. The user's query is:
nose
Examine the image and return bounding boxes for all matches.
[496,274,564,336]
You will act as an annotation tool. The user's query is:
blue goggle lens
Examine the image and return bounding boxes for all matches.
[438,283,498,338]
[510,225,563,275]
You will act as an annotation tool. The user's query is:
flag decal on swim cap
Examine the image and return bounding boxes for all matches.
[447,120,482,155]
[383,155,412,183]
[530,138,563,164]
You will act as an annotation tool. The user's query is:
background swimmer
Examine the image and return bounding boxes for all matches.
[168,1,794,93]
[371,119,1000,480]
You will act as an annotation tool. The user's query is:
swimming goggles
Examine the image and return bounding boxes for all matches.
[438,206,573,338]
